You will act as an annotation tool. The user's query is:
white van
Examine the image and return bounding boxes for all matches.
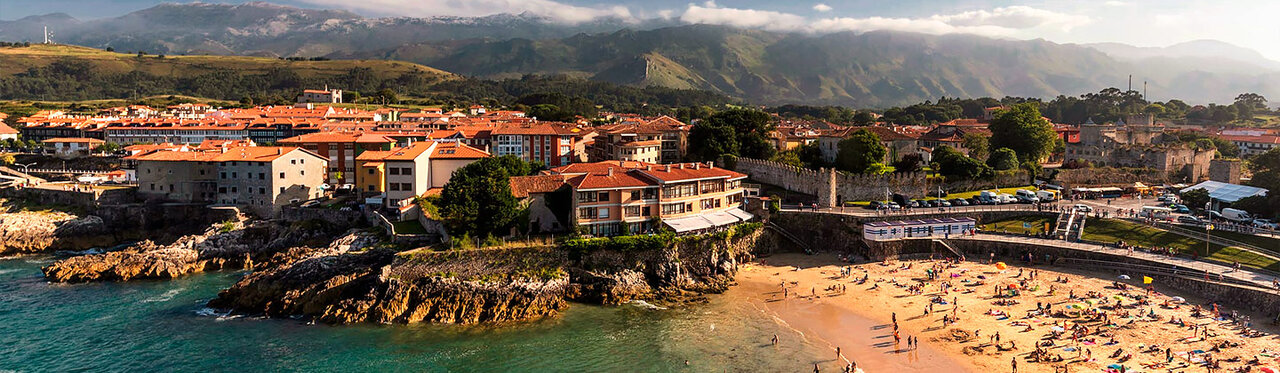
[1222,208,1252,223]
[1140,206,1173,220]
[1036,190,1059,202]
[998,193,1017,204]
[1015,189,1040,203]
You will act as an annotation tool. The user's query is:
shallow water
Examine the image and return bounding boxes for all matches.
[0,256,829,372]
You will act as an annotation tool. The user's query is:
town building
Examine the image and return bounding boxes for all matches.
[589,116,688,163]
[356,141,490,208]
[916,119,990,156]
[817,127,920,164]
[492,124,585,167]
[132,146,328,217]
[297,89,343,104]
[278,131,397,186]
[524,161,751,236]
[1219,134,1279,157]
[43,137,104,158]
[1065,120,1215,181]
[0,122,18,141]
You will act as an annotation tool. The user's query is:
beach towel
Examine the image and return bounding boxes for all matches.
[1083,341,1096,345]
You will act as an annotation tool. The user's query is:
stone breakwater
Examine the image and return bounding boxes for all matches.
[208,229,776,325]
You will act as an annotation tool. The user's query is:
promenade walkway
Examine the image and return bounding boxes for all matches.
[954,233,1280,291]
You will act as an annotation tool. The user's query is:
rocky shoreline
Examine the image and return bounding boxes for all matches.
[12,191,777,326]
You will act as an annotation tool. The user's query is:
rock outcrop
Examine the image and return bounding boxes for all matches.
[210,228,774,325]
[42,218,376,283]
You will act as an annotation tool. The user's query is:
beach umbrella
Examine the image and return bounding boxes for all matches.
[995,262,1008,270]
[1008,283,1020,289]
[1259,367,1277,373]
[1113,295,1124,300]
[1143,276,1154,284]
[1118,275,1131,280]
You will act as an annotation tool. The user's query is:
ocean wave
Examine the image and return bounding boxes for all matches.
[629,300,668,310]
[63,248,104,256]
[195,307,241,321]
[0,268,21,276]
[143,288,184,303]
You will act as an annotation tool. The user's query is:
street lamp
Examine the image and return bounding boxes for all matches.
[1205,199,1213,259]
[16,162,35,173]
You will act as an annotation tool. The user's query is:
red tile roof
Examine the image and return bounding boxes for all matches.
[430,142,490,159]
[509,175,568,198]
[383,142,435,161]
[43,137,104,144]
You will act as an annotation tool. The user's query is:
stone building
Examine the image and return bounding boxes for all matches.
[1209,159,1242,184]
[1064,119,1214,182]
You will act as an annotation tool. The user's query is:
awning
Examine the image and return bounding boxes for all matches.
[726,208,754,221]
[664,216,713,233]
[704,210,740,226]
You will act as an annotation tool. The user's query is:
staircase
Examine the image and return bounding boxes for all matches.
[931,239,962,258]
[1052,210,1087,241]
[765,221,813,254]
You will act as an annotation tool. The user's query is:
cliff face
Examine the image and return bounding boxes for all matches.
[210,228,774,325]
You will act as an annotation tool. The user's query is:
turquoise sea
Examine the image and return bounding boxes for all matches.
[0,255,829,372]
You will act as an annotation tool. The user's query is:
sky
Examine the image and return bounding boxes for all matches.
[5,0,1280,60]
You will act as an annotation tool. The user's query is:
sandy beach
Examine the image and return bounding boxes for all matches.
[733,253,1280,373]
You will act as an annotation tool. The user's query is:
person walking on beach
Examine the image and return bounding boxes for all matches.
[1011,357,1017,373]
[814,363,820,373]
[892,312,896,324]
[772,334,779,346]
[836,347,841,359]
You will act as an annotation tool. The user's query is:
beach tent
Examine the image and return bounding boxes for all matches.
[1180,180,1269,203]
[995,262,1008,270]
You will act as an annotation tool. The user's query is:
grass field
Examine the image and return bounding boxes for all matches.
[983,214,1055,235]
[0,44,455,80]
[391,220,429,235]
[850,185,1039,203]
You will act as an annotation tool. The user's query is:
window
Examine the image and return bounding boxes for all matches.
[258,173,265,180]
[367,168,375,174]
[630,190,642,201]
[643,206,651,216]
[279,172,285,179]
[624,206,642,217]
[231,172,237,179]
[577,191,598,203]
[220,172,227,179]
[578,207,598,219]
[149,184,154,191]
[701,198,715,210]
[259,187,265,195]
[230,187,238,193]
[597,191,609,202]
[401,167,412,175]
[218,187,227,193]
[400,183,412,191]
[279,187,285,193]
[389,168,400,175]
[661,203,687,215]
[390,183,400,191]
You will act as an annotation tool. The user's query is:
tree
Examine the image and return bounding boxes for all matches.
[933,145,993,179]
[988,103,1057,163]
[344,91,360,103]
[1180,188,1211,210]
[852,111,877,126]
[1231,195,1274,219]
[687,109,776,161]
[376,88,398,104]
[986,147,1019,170]
[94,142,122,154]
[439,156,524,238]
[1248,148,1280,191]
[0,154,14,165]
[892,153,923,173]
[835,129,886,174]
[1235,93,1268,110]
[961,132,990,161]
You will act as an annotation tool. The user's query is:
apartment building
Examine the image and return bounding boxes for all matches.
[491,125,582,167]
[537,161,750,236]
[590,116,688,163]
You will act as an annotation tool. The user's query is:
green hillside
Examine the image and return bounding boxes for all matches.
[368,25,1134,107]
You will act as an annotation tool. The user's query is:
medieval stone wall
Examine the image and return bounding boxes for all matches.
[735,158,1028,206]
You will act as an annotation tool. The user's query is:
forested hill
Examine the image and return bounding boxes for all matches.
[353,25,1280,107]
[0,44,734,114]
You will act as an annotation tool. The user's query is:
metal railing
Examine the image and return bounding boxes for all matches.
[781,203,1062,217]
[1056,257,1279,293]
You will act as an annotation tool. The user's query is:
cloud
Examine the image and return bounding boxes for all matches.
[296,0,635,24]
[1104,1,1129,6]
[680,4,1090,36]
[812,3,833,12]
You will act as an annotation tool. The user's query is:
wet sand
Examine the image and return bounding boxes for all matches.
[733,253,1280,372]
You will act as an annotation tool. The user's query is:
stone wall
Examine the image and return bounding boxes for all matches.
[735,158,1028,206]
[279,206,367,227]
[1054,168,1172,187]
[1209,159,1242,183]
[0,186,137,209]
[769,210,1057,254]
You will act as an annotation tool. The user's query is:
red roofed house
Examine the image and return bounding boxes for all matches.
[537,160,750,236]
[278,131,397,186]
[131,146,328,217]
[817,127,920,164]
[0,122,18,141]
[356,141,490,208]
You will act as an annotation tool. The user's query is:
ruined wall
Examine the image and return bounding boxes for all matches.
[1054,168,1172,187]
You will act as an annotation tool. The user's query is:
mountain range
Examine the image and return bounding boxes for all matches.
[2,2,1278,107]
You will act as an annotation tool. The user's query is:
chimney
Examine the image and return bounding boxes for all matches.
[646,165,652,171]
[694,163,700,170]
[619,160,625,167]
[679,163,685,169]
[708,161,714,169]
[607,167,614,176]
[277,148,282,155]
[665,165,671,172]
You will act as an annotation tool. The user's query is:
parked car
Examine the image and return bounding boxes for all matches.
[1253,219,1278,229]
[950,198,969,206]
[887,202,902,210]
[1208,211,1224,221]
[937,200,952,207]
[1170,204,1190,214]
[1073,204,1093,212]
[966,198,982,206]
[1222,208,1253,223]
[1177,215,1204,225]
[867,201,884,210]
